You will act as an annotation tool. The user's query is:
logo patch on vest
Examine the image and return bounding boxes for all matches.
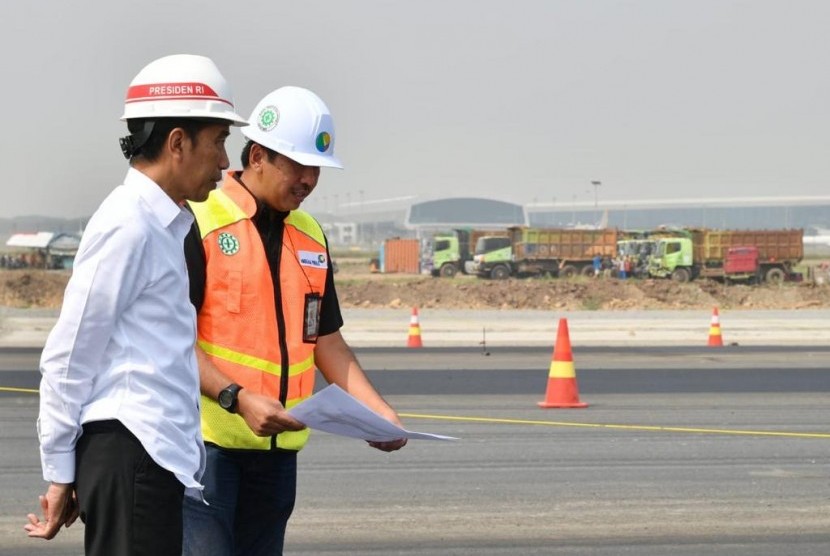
[218,232,240,255]
[298,250,327,269]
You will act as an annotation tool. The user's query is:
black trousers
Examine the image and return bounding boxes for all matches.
[75,420,185,556]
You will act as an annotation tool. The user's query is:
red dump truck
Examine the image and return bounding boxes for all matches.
[648,228,803,283]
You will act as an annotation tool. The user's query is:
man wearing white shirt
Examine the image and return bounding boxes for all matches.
[24,54,247,556]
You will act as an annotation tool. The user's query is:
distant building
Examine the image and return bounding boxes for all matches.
[527,196,830,231]
[405,197,527,237]
[315,194,830,251]
[315,196,528,246]
[4,231,81,269]
[24,195,826,254]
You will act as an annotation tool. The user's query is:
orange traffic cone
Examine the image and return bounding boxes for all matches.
[538,318,588,408]
[407,306,423,348]
[708,307,723,347]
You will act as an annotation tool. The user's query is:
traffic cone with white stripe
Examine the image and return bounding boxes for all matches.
[407,306,423,348]
[538,318,588,408]
[708,307,724,347]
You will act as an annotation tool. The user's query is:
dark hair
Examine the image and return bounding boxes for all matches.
[125,118,212,163]
[240,140,279,169]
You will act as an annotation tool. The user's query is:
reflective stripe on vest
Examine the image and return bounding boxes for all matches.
[189,173,328,451]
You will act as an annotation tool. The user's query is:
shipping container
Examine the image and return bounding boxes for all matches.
[382,238,421,274]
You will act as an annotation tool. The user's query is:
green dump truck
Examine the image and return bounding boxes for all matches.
[428,229,507,277]
[616,228,692,278]
[471,227,620,279]
[469,234,514,279]
[648,228,803,283]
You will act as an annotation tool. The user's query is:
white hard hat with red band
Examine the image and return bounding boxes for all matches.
[241,86,343,169]
[121,54,247,125]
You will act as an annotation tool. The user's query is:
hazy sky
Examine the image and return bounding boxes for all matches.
[2,0,828,218]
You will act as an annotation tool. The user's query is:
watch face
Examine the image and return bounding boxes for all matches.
[219,384,241,412]
[219,389,233,409]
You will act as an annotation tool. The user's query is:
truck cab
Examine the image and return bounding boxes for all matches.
[429,234,461,277]
[471,235,513,279]
[649,238,694,281]
[617,238,657,278]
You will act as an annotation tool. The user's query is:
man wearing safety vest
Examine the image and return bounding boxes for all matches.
[26,54,247,555]
[181,86,407,556]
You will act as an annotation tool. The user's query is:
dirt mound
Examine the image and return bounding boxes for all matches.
[336,274,830,311]
[4,269,830,311]
[0,270,68,308]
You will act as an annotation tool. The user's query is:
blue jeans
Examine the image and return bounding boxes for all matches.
[182,444,297,556]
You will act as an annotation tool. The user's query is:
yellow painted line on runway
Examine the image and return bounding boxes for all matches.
[4,386,826,439]
[0,386,38,394]
[399,413,830,439]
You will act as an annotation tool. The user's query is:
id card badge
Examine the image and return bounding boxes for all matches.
[303,293,322,343]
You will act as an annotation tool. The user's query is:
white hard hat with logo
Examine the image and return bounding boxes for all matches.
[121,54,247,125]
[241,86,343,169]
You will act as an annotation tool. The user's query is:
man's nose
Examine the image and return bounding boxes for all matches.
[219,146,230,170]
[302,166,321,187]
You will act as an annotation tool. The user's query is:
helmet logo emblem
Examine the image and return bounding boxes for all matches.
[218,232,240,256]
[315,131,332,153]
[257,105,280,132]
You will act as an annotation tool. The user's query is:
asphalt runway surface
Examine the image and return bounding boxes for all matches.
[2,345,829,555]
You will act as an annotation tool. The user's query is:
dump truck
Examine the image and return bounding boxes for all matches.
[648,228,803,283]
[472,227,620,279]
[427,229,507,277]
[616,228,692,278]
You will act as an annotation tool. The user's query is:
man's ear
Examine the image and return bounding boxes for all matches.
[249,143,264,171]
[167,128,187,160]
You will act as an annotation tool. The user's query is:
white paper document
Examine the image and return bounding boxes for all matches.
[288,384,458,442]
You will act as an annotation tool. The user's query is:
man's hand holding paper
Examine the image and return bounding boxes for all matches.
[288,384,457,442]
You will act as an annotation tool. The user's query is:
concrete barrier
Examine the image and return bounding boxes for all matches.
[3,307,830,349]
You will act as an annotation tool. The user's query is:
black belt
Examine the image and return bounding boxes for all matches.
[82,420,138,444]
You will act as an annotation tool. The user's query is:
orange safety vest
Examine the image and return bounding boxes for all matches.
[189,173,328,451]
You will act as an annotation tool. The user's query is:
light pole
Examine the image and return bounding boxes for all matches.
[359,189,365,245]
[571,194,576,226]
[590,180,601,208]
[591,180,601,223]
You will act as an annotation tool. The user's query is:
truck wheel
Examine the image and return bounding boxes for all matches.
[490,265,510,280]
[440,263,458,278]
[765,267,785,284]
[671,268,691,282]
[580,265,595,277]
[560,265,578,279]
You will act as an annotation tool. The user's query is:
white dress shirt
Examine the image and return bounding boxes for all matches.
[38,168,205,493]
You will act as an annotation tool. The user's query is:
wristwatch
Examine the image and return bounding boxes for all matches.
[218,383,243,414]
